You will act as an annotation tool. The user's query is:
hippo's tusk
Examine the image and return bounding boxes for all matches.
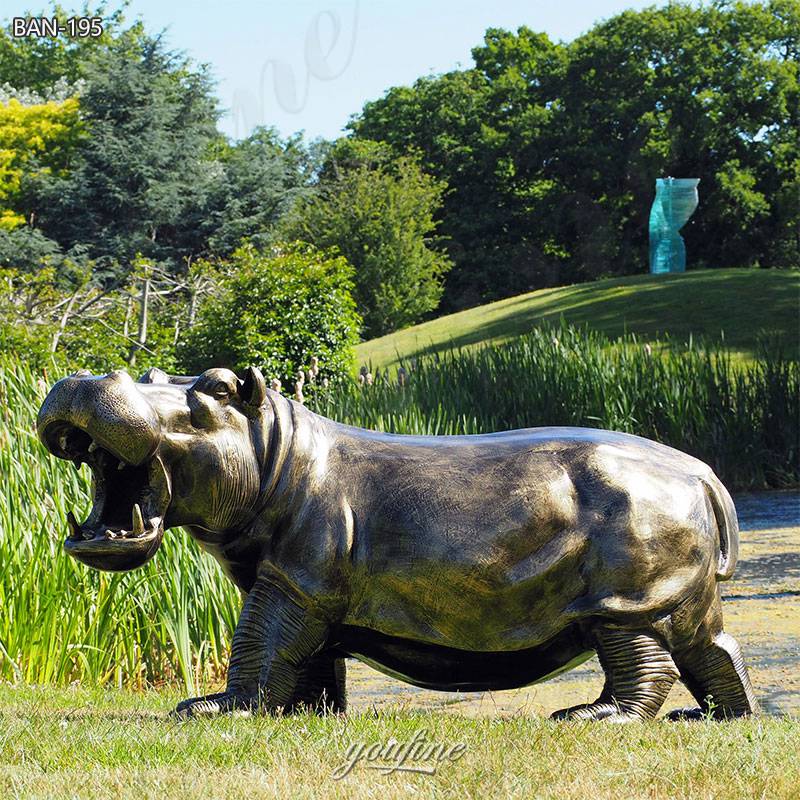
[88,440,98,453]
[132,503,144,536]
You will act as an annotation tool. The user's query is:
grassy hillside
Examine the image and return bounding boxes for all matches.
[356,269,800,370]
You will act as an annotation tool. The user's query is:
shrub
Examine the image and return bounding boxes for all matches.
[177,242,362,385]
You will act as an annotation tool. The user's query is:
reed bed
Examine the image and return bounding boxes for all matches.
[314,323,799,490]
[0,357,241,690]
[0,324,796,687]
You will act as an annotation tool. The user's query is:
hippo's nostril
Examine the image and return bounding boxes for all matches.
[37,370,162,467]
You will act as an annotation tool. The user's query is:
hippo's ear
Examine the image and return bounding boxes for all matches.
[238,366,267,410]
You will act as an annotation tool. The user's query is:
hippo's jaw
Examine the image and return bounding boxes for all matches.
[40,422,172,572]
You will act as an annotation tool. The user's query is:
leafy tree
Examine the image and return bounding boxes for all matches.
[549,0,798,273]
[349,71,502,310]
[0,226,63,271]
[195,127,311,259]
[0,96,84,229]
[350,1,798,309]
[283,140,452,336]
[33,28,219,276]
[177,242,361,385]
[0,3,125,93]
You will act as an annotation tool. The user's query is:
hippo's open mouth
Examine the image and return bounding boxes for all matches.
[42,421,171,571]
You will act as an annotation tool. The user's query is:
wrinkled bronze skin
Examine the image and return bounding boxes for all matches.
[37,366,757,721]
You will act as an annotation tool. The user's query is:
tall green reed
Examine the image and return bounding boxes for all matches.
[313,322,798,490]
[0,323,795,688]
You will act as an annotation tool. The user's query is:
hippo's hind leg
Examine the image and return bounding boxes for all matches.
[667,631,758,720]
[285,652,347,714]
[551,626,679,722]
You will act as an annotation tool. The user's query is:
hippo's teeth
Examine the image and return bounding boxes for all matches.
[87,440,98,453]
[117,462,126,471]
[67,510,81,540]
[132,503,144,536]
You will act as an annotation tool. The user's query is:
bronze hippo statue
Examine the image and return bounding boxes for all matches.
[36,366,757,721]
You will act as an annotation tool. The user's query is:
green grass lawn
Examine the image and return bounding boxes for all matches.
[1,495,798,799]
[1,685,798,800]
[356,268,800,370]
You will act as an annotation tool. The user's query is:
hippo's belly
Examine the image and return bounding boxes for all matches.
[331,623,594,691]
[344,523,592,651]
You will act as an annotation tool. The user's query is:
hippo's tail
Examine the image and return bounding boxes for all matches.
[701,476,739,581]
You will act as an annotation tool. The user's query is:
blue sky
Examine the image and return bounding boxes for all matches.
[15,1,679,140]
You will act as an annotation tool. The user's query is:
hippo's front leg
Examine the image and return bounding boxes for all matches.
[175,573,329,718]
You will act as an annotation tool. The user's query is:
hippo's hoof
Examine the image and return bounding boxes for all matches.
[173,691,257,719]
[550,703,641,723]
[664,706,753,721]
[664,707,708,721]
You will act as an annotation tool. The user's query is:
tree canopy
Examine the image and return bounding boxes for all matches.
[0,0,796,366]
[34,32,220,275]
[282,140,452,337]
[350,0,799,310]
[0,96,83,230]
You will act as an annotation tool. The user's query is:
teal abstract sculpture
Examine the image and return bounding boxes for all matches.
[649,177,699,274]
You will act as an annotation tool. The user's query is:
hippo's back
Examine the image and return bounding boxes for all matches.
[332,422,709,470]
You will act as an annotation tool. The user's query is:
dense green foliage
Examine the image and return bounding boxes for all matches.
[34,33,219,275]
[177,243,362,385]
[0,6,310,283]
[0,95,84,230]
[283,140,452,337]
[0,6,124,92]
[0,3,328,379]
[351,0,799,310]
[2,2,796,343]
[198,129,311,259]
